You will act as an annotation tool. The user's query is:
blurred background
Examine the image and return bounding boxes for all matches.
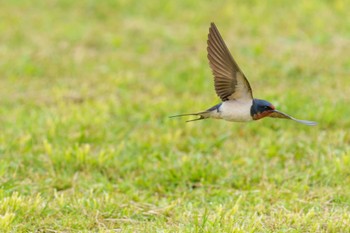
[0,0,349,231]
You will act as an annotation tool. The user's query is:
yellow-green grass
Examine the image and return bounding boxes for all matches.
[0,0,350,231]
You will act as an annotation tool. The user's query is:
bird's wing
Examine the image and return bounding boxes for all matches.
[207,23,253,101]
[269,110,317,126]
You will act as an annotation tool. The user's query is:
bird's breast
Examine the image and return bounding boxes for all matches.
[219,100,253,122]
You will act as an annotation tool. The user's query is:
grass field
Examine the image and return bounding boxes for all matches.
[1,0,350,232]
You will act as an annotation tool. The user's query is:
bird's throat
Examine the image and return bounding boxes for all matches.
[252,111,272,120]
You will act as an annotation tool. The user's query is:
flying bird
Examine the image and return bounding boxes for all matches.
[171,23,317,126]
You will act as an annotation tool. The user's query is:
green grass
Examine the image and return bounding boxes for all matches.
[1,0,350,231]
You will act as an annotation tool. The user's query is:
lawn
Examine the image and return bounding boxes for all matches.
[1,0,350,232]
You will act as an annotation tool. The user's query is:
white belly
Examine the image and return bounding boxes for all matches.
[217,100,253,122]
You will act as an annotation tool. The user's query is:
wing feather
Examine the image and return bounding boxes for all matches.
[207,23,253,101]
[269,110,317,126]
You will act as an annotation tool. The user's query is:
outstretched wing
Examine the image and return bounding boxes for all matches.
[207,23,253,101]
[269,110,317,126]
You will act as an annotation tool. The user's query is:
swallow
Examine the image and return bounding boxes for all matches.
[170,23,317,126]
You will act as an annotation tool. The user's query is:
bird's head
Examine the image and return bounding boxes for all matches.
[251,99,275,120]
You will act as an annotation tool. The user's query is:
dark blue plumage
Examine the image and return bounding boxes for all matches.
[206,103,222,112]
[250,99,275,118]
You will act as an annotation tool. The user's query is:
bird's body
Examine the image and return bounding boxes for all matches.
[206,100,253,122]
[171,23,317,126]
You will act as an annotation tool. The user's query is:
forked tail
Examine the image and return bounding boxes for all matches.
[169,111,209,122]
